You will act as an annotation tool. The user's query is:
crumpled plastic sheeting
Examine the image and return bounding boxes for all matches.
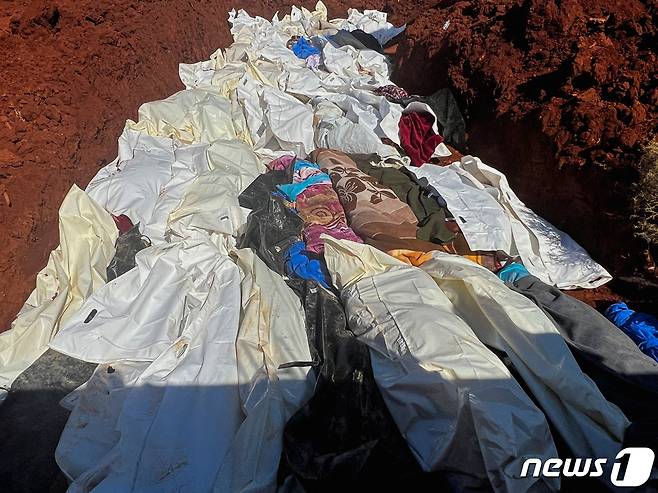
[213,249,314,492]
[497,262,531,284]
[418,252,628,460]
[238,171,332,288]
[53,241,244,493]
[330,29,384,54]
[179,48,223,90]
[323,238,558,493]
[238,192,302,275]
[0,186,117,403]
[605,302,658,363]
[284,241,331,289]
[291,37,321,59]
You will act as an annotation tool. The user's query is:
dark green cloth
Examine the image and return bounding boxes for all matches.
[350,154,456,244]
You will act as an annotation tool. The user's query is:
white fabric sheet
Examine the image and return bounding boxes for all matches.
[408,163,513,252]
[0,186,117,403]
[86,128,209,243]
[55,240,244,493]
[408,156,611,289]
[456,155,612,289]
[213,249,314,492]
[323,238,559,493]
[419,252,628,459]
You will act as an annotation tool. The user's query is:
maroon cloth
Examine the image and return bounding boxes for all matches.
[112,214,134,235]
[398,112,444,167]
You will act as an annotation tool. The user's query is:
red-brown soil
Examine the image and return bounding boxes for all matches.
[392,0,657,308]
[1,0,656,331]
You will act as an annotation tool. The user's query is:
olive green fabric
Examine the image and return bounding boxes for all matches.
[349,154,456,243]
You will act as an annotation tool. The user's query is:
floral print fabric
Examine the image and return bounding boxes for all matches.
[310,149,418,241]
[278,159,361,254]
[374,84,409,102]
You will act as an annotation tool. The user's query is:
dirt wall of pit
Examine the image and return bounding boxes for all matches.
[1,0,655,331]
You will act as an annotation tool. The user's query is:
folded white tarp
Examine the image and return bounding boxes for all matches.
[323,237,559,493]
[418,252,628,460]
[408,156,611,289]
[0,186,117,403]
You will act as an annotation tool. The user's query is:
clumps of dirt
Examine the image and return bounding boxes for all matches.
[396,0,655,169]
[10,4,61,35]
[392,0,657,285]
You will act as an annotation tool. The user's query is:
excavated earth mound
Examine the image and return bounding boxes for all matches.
[1,0,656,334]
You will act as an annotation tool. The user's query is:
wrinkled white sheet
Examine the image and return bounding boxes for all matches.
[341,8,406,45]
[408,156,611,289]
[408,163,513,252]
[50,238,227,363]
[419,252,627,459]
[0,186,117,403]
[128,88,244,145]
[56,362,151,481]
[323,237,559,493]
[213,249,314,492]
[55,239,244,493]
[86,128,209,243]
[167,139,263,239]
[457,155,612,289]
